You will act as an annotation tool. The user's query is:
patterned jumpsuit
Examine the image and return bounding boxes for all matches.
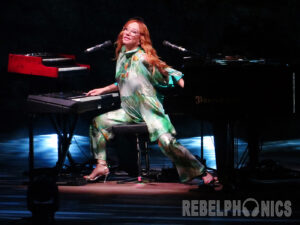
[90,46,205,182]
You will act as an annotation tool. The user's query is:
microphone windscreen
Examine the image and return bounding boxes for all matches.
[163,40,170,46]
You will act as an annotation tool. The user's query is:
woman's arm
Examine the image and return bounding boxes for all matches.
[143,54,185,88]
[177,78,184,88]
[86,83,119,96]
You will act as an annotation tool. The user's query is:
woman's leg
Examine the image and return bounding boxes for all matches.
[85,108,134,180]
[158,133,223,190]
[89,108,134,161]
[157,133,206,183]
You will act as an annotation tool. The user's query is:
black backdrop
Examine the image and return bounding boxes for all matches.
[0,0,300,127]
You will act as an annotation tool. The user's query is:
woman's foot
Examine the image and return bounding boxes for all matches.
[84,160,110,182]
[202,172,223,191]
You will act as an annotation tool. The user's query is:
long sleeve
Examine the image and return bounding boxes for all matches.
[151,67,184,90]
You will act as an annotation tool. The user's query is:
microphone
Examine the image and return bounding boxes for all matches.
[162,40,188,52]
[84,40,112,53]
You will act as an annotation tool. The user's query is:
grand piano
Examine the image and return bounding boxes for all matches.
[166,56,294,117]
[165,55,295,186]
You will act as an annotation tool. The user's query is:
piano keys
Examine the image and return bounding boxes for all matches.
[27,92,120,114]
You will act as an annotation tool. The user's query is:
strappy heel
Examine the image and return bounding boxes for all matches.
[202,172,223,191]
[84,160,110,183]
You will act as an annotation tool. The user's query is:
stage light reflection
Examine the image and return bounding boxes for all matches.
[0,134,90,169]
[26,134,217,169]
[32,134,90,167]
[149,136,216,169]
[179,136,216,169]
[2,132,300,178]
[3,134,216,169]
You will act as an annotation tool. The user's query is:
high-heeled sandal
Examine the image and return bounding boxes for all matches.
[202,172,223,191]
[84,160,110,183]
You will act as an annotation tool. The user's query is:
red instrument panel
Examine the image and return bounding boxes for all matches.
[8,53,90,78]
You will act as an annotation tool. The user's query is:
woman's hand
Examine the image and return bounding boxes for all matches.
[177,78,185,88]
[86,88,105,96]
[86,83,119,96]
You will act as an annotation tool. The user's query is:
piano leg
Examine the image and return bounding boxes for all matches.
[247,117,261,169]
[212,119,235,188]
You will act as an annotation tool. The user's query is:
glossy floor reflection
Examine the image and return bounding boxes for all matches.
[0,133,218,178]
[1,123,300,224]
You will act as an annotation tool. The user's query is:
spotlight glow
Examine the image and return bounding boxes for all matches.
[150,136,216,169]
[178,136,216,169]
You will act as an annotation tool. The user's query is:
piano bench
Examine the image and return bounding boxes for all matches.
[112,122,151,182]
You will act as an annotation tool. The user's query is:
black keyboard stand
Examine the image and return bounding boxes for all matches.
[26,92,120,184]
[28,112,79,182]
[50,114,78,174]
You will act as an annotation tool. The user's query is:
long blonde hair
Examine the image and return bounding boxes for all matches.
[115,19,169,76]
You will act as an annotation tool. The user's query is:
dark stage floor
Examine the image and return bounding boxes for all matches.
[1,114,300,224]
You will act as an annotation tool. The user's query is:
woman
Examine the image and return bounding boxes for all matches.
[84,18,222,190]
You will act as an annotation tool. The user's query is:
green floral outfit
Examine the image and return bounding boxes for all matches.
[90,46,205,182]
